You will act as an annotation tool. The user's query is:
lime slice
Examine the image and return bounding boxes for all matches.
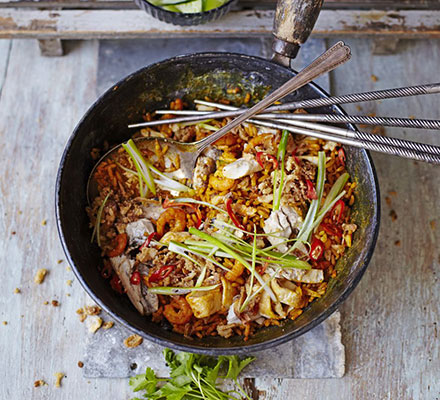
[203,0,227,11]
[175,0,203,13]
[161,4,180,11]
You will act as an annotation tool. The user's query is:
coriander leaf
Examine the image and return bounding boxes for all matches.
[160,382,192,400]
[223,356,255,380]
[129,368,158,394]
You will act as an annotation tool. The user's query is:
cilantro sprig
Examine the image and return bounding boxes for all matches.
[130,349,255,400]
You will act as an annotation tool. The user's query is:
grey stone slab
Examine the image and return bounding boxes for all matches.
[83,311,344,379]
[86,38,340,381]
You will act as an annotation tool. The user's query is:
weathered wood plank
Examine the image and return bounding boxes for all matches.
[0,9,440,39]
[0,39,128,400]
[1,0,440,10]
[0,39,11,97]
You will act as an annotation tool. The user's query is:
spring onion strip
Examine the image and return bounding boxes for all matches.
[240,267,281,313]
[198,123,218,131]
[148,284,219,295]
[211,227,311,269]
[212,219,286,238]
[240,228,258,313]
[171,198,227,214]
[273,130,290,211]
[189,228,277,302]
[312,191,346,232]
[177,119,212,128]
[321,172,349,212]
[147,163,192,192]
[288,151,326,252]
[91,192,111,246]
[169,241,230,272]
[122,139,156,195]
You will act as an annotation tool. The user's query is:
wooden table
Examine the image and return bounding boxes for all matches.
[1,0,440,55]
[0,25,440,400]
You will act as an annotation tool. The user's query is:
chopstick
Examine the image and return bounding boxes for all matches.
[148,109,440,130]
[128,83,440,129]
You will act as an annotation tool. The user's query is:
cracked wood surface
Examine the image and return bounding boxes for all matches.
[0,37,439,399]
[0,9,440,39]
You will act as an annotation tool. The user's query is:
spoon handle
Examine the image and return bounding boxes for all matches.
[195,41,351,154]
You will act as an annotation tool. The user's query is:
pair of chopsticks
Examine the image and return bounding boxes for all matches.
[128,83,440,164]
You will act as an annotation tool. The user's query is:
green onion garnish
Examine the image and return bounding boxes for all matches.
[148,284,219,295]
[273,130,289,211]
[122,139,156,195]
[91,192,110,246]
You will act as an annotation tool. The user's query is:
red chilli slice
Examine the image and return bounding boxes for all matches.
[149,265,176,283]
[309,237,324,261]
[256,152,278,169]
[338,148,346,166]
[140,232,158,250]
[306,179,318,200]
[226,198,246,231]
[130,271,141,285]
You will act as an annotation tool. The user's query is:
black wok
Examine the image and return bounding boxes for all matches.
[55,1,380,354]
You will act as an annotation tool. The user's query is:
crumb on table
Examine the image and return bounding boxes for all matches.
[41,219,47,226]
[84,305,101,316]
[57,259,63,264]
[78,361,84,368]
[371,74,378,82]
[66,280,72,286]
[34,380,46,387]
[34,269,48,284]
[2,321,7,325]
[124,334,143,348]
[14,288,21,294]
[86,316,103,333]
[54,372,64,388]
[52,300,59,307]
[102,321,114,330]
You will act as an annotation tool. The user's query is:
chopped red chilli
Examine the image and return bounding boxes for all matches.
[130,271,141,285]
[110,275,124,294]
[140,232,158,250]
[309,237,324,261]
[338,148,346,166]
[306,179,318,200]
[149,265,176,283]
[256,152,278,169]
[331,199,345,224]
[226,198,246,231]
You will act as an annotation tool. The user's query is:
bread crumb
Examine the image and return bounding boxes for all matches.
[66,280,72,286]
[54,372,64,388]
[102,321,114,330]
[52,300,59,307]
[57,259,63,264]
[66,293,71,297]
[371,74,378,82]
[14,288,21,294]
[11,231,16,235]
[66,266,71,272]
[78,361,84,368]
[389,190,397,196]
[124,334,143,348]
[85,305,101,316]
[394,240,401,246]
[34,379,46,387]
[34,268,48,284]
[430,220,436,230]
[41,219,47,226]
[385,196,391,206]
[43,301,49,305]
[2,321,7,325]
[86,316,103,333]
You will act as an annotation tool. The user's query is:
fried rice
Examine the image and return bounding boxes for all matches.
[87,98,357,340]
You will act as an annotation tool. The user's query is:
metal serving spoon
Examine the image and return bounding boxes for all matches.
[87,41,351,203]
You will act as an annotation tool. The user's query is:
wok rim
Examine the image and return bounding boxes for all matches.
[55,51,380,354]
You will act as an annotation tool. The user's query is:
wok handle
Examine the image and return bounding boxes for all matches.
[272,0,324,60]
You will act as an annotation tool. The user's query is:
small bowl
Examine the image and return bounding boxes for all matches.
[134,0,237,26]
